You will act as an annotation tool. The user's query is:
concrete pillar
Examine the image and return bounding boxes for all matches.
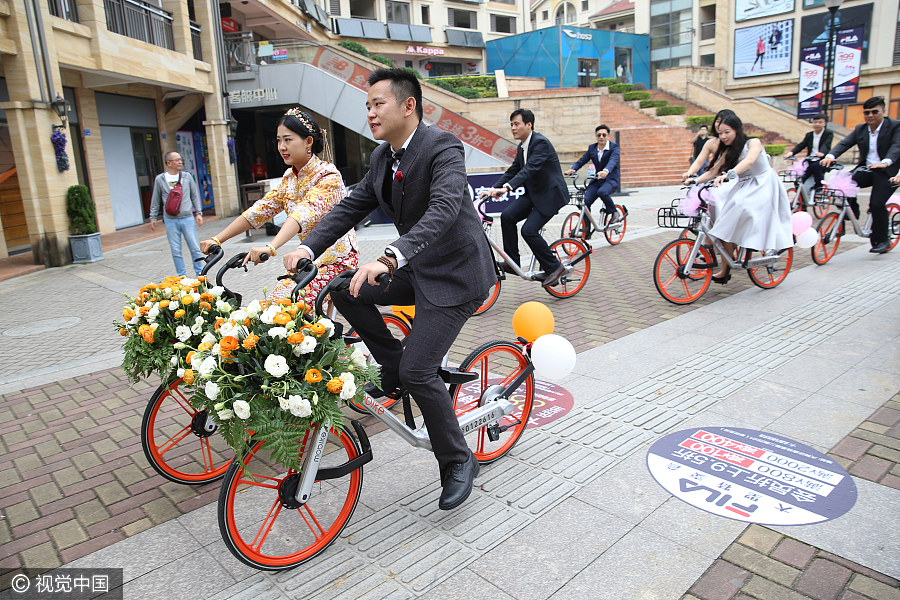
[72,86,115,234]
[161,0,192,55]
[203,117,240,217]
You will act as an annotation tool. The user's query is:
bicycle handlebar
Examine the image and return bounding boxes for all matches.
[311,268,390,317]
[196,244,223,276]
[213,252,269,306]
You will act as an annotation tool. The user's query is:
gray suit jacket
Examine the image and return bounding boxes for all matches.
[302,122,496,307]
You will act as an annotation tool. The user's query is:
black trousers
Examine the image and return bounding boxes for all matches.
[583,178,616,214]
[801,161,824,189]
[851,169,895,245]
[500,195,561,272]
[331,268,486,470]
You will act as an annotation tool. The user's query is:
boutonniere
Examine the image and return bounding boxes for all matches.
[394,170,403,182]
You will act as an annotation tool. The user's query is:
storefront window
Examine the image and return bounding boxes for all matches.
[386,1,410,24]
[428,62,463,76]
[421,4,429,24]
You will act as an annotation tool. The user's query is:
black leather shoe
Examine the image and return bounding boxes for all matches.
[364,368,403,399]
[499,260,519,275]
[439,451,479,510]
[870,241,891,254]
[541,263,567,288]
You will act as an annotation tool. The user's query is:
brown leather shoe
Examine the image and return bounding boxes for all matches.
[541,263,567,288]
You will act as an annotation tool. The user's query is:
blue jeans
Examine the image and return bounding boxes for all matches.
[164,216,203,277]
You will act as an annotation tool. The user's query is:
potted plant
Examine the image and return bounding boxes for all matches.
[67,184,104,263]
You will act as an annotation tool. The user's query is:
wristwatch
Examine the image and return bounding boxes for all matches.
[384,247,396,259]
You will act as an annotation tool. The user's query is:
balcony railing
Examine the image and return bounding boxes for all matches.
[104,0,175,50]
[48,0,79,23]
[190,20,202,61]
[700,20,715,41]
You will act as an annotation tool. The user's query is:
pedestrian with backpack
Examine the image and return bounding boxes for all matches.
[149,151,204,277]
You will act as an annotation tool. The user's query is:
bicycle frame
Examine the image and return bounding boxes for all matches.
[683,211,786,273]
[566,175,623,236]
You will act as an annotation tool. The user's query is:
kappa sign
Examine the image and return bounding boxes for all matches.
[647,427,856,525]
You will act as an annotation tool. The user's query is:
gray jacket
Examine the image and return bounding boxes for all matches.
[149,171,202,220]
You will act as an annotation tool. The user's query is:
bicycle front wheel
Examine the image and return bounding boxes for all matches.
[449,341,534,464]
[545,238,591,298]
[811,212,842,265]
[653,239,713,304]
[747,248,792,289]
[141,378,233,485]
[217,424,363,571]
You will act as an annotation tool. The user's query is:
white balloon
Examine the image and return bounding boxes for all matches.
[795,227,820,249]
[531,334,577,380]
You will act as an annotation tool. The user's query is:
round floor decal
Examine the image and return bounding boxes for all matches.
[647,427,857,525]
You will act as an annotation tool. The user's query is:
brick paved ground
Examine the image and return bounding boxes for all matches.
[828,392,900,492]
[683,524,900,600]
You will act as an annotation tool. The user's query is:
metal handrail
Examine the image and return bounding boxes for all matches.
[104,0,174,50]
[190,20,202,61]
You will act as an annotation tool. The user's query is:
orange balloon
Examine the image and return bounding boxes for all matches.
[512,302,554,342]
[392,305,416,324]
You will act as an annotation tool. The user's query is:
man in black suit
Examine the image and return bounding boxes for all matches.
[822,96,900,253]
[283,68,496,510]
[483,109,569,288]
[784,112,833,194]
[566,124,623,235]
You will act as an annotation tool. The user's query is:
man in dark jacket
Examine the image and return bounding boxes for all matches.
[483,109,570,288]
[566,124,623,232]
[822,96,900,253]
[784,112,833,194]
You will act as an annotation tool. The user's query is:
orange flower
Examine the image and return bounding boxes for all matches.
[158,300,170,308]
[294,301,306,312]
[181,295,194,305]
[146,283,158,290]
[242,333,260,349]
[220,336,239,352]
[149,296,159,303]
[122,308,134,321]
[214,317,225,330]
[287,332,305,344]
[326,378,343,393]
[243,317,250,326]
[221,350,234,363]
[275,298,291,306]
[119,328,128,336]
[200,293,213,302]
[198,341,213,352]
[174,309,185,318]
[140,327,154,344]
[309,323,326,336]
[305,368,322,383]
[260,300,270,310]
[273,312,291,325]
[198,276,207,283]
[186,350,195,364]
[139,306,150,316]
[183,369,195,385]
[199,301,212,311]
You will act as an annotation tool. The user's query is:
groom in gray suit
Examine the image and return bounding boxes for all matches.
[283,68,495,510]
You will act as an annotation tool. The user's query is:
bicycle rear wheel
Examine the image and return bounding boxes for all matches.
[449,341,534,464]
[561,211,587,240]
[653,239,713,305]
[603,205,627,245]
[345,313,411,414]
[217,424,363,571]
[474,276,501,316]
[747,248,792,289]
[141,378,233,485]
[811,212,842,265]
[545,238,591,299]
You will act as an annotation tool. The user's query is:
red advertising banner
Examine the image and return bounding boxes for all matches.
[221,17,238,33]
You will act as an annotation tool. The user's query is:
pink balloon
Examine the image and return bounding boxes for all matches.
[791,211,813,236]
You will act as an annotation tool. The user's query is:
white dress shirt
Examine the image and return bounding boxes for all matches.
[811,131,822,156]
[504,132,534,192]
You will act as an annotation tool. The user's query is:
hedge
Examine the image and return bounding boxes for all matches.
[633,82,647,90]
[640,99,668,108]
[401,67,422,80]
[608,83,634,93]
[591,77,619,87]
[685,115,716,126]
[338,40,369,57]
[623,90,651,101]
[370,54,394,67]
[657,105,686,116]
[765,144,786,156]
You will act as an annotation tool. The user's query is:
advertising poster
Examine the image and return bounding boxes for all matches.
[647,427,857,525]
[466,172,524,215]
[175,130,199,184]
[800,3,871,63]
[831,27,862,105]
[797,45,825,118]
[735,0,795,22]
[733,19,793,79]
[192,132,215,210]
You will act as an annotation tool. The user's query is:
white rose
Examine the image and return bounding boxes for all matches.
[246,299,262,317]
[129,315,140,325]
[217,409,234,420]
[191,323,203,335]
[148,306,160,319]
[180,278,193,286]
[278,396,290,410]
[189,353,203,368]
[215,299,231,312]
[230,309,247,323]
[191,292,201,303]
[297,336,317,354]
[219,322,235,337]
[339,372,355,385]
[205,381,220,400]
[209,286,225,298]
[212,343,221,356]
[233,400,251,419]
[264,354,290,378]
[172,323,188,341]
[170,355,178,366]
[268,327,288,339]
[292,344,304,357]
[177,368,185,377]
[350,346,368,369]
[164,287,173,295]
[150,323,158,332]
[339,381,358,401]
[195,316,205,326]
[198,356,217,377]
[201,332,216,345]
[168,300,179,311]
[319,318,335,336]
[260,305,281,324]
[288,394,312,418]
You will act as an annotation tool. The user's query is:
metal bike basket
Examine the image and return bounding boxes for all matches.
[658,206,700,229]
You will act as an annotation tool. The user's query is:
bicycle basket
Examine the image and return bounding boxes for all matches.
[814,188,846,206]
[658,206,700,229]
[778,171,799,185]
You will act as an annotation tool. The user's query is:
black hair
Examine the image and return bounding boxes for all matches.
[863,96,885,111]
[710,114,749,174]
[596,124,611,133]
[698,124,708,130]
[712,109,737,138]
[368,67,423,121]
[510,109,535,127]
[277,111,325,155]
[811,113,828,122]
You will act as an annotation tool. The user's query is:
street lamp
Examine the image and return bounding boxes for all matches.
[820,0,844,122]
[50,93,70,131]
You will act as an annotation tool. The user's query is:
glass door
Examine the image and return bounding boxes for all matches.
[132,129,162,218]
[578,59,598,88]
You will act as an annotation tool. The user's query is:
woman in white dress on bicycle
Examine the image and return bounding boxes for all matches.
[688,114,793,283]
[682,109,736,183]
